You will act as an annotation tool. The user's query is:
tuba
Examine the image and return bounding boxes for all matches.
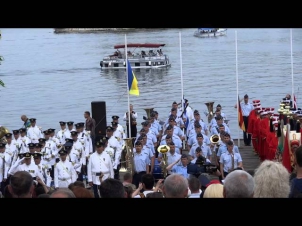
[205,102,215,123]
[123,138,135,176]
[0,126,10,144]
[143,108,154,120]
[158,145,170,178]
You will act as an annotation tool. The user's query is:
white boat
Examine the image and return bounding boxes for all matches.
[193,28,227,38]
[100,43,171,69]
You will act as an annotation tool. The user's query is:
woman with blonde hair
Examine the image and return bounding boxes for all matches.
[253,160,290,198]
[203,184,224,198]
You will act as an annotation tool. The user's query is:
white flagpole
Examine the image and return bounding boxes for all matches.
[290,29,294,106]
[179,31,186,150]
[125,34,131,138]
[235,30,240,147]
[179,32,184,105]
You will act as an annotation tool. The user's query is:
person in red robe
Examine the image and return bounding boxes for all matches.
[267,117,279,160]
[248,100,261,153]
[259,109,270,161]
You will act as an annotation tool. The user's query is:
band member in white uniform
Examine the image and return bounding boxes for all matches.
[88,140,114,198]
[8,152,45,183]
[56,122,70,146]
[54,149,77,189]
[0,142,12,194]
[33,152,52,187]
[19,128,31,153]
[27,118,43,143]
[106,126,122,180]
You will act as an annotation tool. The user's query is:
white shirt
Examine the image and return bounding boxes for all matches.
[87,151,114,185]
[27,126,43,143]
[54,160,77,188]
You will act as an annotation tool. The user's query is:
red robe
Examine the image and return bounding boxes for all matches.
[259,117,269,161]
[267,130,278,160]
[253,117,261,154]
[247,110,257,151]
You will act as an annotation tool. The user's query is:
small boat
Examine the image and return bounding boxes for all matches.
[193,28,227,38]
[100,43,171,69]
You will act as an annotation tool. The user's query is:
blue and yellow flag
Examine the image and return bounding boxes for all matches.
[127,60,139,96]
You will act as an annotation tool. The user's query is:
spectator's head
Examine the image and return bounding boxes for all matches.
[37,194,50,198]
[141,174,155,190]
[123,172,133,183]
[99,178,126,198]
[188,176,201,193]
[50,188,76,198]
[223,170,254,198]
[8,171,34,198]
[72,186,94,198]
[294,146,302,168]
[163,174,188,198]
[123,184,134,198]
[253,160,290,198]
[203,184,224,198]
[73,181,85,188]
[146,192,164,198]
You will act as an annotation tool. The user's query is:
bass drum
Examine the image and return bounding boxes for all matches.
[153,158,163,181]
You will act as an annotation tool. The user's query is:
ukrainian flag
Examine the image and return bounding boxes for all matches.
[127,60,139,96]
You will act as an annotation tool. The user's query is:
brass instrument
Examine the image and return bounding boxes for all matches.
[210,134,220,165]
[123,138,135,176]
[143,108,154,120]
[205,102,215,124]
[157,145,170,178]
[0,126,9,144]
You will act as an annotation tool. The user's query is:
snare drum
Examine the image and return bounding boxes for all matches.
[153,158,163,180]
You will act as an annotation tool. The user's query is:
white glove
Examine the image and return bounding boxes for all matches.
[19,157,25,163]
[113,162,117,170]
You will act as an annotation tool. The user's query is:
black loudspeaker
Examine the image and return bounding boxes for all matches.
[91,101,107,137]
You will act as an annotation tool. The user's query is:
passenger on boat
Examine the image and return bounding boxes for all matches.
[141,51,147,57]
[127,51,133,57]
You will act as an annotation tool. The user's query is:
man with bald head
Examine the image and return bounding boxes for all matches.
[21,115,31,131]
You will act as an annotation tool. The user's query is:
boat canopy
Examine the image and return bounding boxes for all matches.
[114,43,165,49]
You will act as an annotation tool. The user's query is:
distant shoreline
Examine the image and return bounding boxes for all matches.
[53,28,169,33]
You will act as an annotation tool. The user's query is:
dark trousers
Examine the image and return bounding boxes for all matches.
[223,171,229,179]
[243,116,251,145]
[93,184,99,198]
[91,135,95,152]
[132,171,146,188]
[126,125,137,145]
[114,164,121,180]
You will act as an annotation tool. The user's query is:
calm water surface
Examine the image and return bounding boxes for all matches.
[0,28,302,139]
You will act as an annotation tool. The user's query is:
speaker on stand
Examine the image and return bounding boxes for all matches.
[91,101,107,141]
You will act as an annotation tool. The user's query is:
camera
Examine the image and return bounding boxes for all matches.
[187,156,218,177]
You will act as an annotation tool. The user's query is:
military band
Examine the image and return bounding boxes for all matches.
[1,94,301,196]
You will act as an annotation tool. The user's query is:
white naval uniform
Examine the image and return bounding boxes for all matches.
[5,143,18,167]
[77,131,91,157]
[36,162,52,187]
[113,130,125,147]
[83,130,93,155]
[117,124,126,139]
[19,136,31,153]
[27,126,44,143]
[44,140,57,167]
[107,136,122,169]
[8,159,45,183]
[56,129,69,145]
[70,141,85,172]
[87,151,114,185]
[54,159,77,188]
[0,152,12,182]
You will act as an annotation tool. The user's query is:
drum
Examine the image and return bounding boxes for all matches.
[153,158,163,180]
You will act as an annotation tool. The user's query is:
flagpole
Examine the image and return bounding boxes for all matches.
[290,29,294,106]
[235,30,240,147]
[125,34,131,138]
[179,31,186,150]
[179,32,184,106]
